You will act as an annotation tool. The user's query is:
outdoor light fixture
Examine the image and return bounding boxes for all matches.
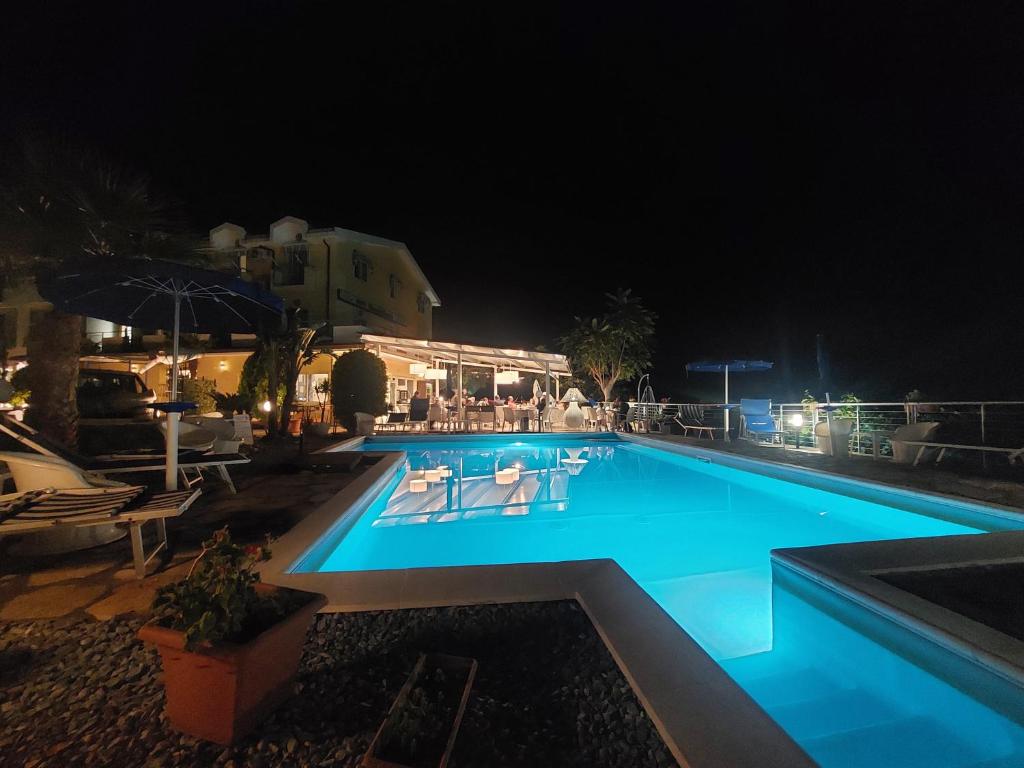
[560,387,589,430]
[219,360,229,372]
[789,413,804,449]
[261,400,272,413]
[409,478,428,493]
[423,360,447,380]
[424,469,442,482]
[495,367,519,385]
[409,363,427,377]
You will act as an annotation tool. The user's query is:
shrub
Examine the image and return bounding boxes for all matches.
[331,349,387,430]
[180,377,217,415]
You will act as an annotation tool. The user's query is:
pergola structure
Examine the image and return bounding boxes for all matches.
[360,333,572,418]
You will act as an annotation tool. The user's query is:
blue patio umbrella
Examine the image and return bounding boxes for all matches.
[38,259,284,489]
[37,258,284,400]
[685,360,774,438]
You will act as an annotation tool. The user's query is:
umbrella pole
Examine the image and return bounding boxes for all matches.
[165,288,182,491]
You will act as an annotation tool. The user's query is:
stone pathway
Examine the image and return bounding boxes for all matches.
[0,440,369,622]
[0,602,678,768]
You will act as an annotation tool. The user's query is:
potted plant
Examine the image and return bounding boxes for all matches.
[138,528,325,745]
[305,379,332,437]
[363,653,477,768]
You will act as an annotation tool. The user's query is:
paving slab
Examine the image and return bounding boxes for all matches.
[0,584,108,620]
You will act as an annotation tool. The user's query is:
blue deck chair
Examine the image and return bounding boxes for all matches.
[740,399,785,444]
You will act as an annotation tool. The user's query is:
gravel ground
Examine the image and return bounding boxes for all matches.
[0,601,678,768]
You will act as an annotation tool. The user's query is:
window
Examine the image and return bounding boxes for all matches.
[274,244,307,286]
[352,250,371,282]
[388,274,402,299]
[0,312,16,349]
[417,292,430,314]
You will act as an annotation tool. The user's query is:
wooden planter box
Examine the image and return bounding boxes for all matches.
[362,653,478,768]
[139,584,326,745]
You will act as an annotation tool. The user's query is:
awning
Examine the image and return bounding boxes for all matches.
[359,334,572,376]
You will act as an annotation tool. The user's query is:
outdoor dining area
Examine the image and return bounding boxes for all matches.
[361,335,607,433]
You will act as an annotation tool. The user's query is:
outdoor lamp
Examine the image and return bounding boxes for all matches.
[789,413,804,449]
[409,363,428,377]
[261,400,272,413]
[424,469,442,482]
[560,387,588,430]
[495,368,519,385]
[409,478,428,493]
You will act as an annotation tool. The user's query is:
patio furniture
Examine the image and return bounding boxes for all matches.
[902,441,1024,467]
[185,416,244,454]
[0,415,247,493]
[675,404,717,439]
[813,418,855,457]
[739,399,785,444]
[232,414,255,446]
[890,422,941,464]
[159,420,217,452]
[0,483,201,578]
[427,405,448,431]
[354,412,376,436]
[379,413,409,432]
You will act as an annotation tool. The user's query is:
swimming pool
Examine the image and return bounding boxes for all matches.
[289,435,1024,767]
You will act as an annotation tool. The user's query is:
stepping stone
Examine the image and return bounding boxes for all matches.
[26,561,117,587]
[0,584,108,620]
[89,562,192,620]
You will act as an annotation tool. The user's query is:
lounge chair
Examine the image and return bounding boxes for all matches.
[739,399,785,444]
[408,399,430,432]
[353,411,376,436]
[890,422,941,464]
[378,412,409,432]
[0,414,247,493]
[0,483,201,577]
[675,404,717,439]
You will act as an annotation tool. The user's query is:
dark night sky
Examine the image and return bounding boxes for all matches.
[4,2,1024,401]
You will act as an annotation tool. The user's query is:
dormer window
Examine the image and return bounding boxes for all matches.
[417,292,430,314]
[352,250,371,282]
[389,274,402,299]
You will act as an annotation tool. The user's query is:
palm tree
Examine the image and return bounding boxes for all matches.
[1,138,192,447]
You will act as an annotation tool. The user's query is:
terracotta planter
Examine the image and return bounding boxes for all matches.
[287,413,303,436]
[363,653,478,768]
[139,584,326,745]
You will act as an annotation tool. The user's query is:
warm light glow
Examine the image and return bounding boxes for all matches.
[495,469,517,485]
[495,370,519,385]
[789,413,804,427]
[424,366,447,380]
[409,479,428,493]
[261,400,272,413]
[440,468,452,478]
[409,363,427,377]
[424,469,442,482]
[219,360,229,372]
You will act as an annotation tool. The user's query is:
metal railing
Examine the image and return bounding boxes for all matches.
[599,400,1024,461]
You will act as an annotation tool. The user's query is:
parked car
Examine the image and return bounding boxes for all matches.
[77,369,156,418]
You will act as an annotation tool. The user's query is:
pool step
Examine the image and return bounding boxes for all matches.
[740,666,851,710]
[767,688,897,742]
[803,716,987,768]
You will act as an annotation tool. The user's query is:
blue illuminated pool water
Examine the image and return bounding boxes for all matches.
[299,436,1024,767]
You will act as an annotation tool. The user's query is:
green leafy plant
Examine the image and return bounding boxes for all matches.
[213,391,245,414]
[150,528,296,651]
[181,377,217,415]
[331,349,387,430]
[314,378,331,423]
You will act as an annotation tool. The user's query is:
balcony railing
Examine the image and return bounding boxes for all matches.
[599,400,1024,462]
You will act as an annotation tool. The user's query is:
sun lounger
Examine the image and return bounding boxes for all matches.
[0,414,247,493]
[0,484,201,577]
[674,404,718,439]
[739,399,785,444]
[898,441,1024,467]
